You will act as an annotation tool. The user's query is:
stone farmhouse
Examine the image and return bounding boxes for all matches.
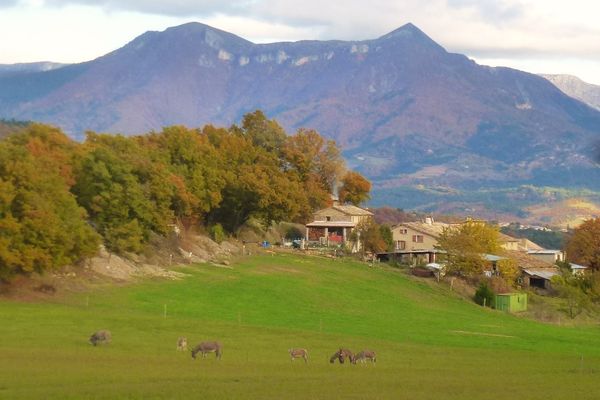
[385,216,563,289]
[305,200,373,251]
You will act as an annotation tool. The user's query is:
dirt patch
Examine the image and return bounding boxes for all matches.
[1,232,242,302]
[0,266,106,302]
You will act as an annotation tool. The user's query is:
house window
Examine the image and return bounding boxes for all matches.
[396,240,406,250]
[398,228,408,234]
[326,216,331,221]
[412,235,424,243]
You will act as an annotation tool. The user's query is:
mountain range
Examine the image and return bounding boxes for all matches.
[541,74,600,111]
[1,22,600,223]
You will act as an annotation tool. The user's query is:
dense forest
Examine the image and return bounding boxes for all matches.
[0,111,368,280]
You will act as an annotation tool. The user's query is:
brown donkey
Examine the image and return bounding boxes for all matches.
[351,350,376,365]
[191,341,222,359]
[330,348,353,364]
[176,337,188,351]
[288,348,308,363]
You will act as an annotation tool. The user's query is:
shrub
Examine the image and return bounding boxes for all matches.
[209,223,226,244]
[488,276,512,294]
[474,282,495,307]
[285,226,304,240]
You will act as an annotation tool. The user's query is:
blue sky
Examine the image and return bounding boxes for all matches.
[2,0,600,84]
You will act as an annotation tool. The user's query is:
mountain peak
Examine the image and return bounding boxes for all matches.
[377,23,442,49]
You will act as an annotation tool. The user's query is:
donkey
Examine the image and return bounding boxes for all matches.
[351,350,377,365]
[191,341,222,359]
[288,348,308,363]
[330,348,353,364]
[89,330,111,346]
[176,337,188,351]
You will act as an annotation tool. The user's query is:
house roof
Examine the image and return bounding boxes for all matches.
[527,250,563,255]
[331,204,373,216]
[505,250,555,269]
[484,254,506,262]
[518,238,545,251]
[306,221,356,228]
[522,268,559,280]
[394,221,455,238]
[570,263,589,270]
[498,233,519,243]
[500,234,546,252]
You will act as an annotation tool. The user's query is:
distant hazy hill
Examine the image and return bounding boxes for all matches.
[0,62,67,77]
[1,22,600,222]
[541,74,600,111]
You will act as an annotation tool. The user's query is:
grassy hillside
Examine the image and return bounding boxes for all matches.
[1,253,600,399]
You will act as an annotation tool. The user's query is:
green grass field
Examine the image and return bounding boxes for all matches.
[1,253,600,399]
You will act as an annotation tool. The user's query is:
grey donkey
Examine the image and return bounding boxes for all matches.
[89,330,111,346]
[191,341,222,359]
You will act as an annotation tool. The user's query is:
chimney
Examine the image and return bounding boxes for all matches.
[425,216,434,225]
[331,193,340,207]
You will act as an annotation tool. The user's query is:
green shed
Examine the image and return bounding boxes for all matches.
[495,293,527,312]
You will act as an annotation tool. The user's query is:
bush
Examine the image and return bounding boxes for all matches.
[285,226,304,240]
[209,223,226,244]
[474,282,495,307]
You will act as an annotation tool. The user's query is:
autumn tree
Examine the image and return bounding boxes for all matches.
[206,127,306,231]
[437,220,501,277]
[565,218,600,271]
[0,127,99,280]
[496,258,520,285]
[354,220,388,255]
[338,171,371,206]
[283,128,345,218]
[143,126,225,222]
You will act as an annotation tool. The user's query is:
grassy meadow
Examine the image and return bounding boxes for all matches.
[1,253,600,399]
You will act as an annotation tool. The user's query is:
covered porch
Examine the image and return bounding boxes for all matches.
[305,220,356,246]
[376,249,445,265]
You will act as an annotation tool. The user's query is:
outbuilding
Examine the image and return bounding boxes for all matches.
[495,293,527,312]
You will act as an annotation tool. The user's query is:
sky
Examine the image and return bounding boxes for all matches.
[1,0,600,84]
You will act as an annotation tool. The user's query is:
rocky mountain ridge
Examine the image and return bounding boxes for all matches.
[1,22,599,220]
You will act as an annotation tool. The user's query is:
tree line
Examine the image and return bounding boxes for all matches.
[0,111,370,280]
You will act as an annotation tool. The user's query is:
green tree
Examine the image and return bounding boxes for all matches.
[236,110,287,155]
[355,220,388,255]
[474,283,494,307]
[552,274,590,319]
[379,224,394,252]
[74,133,174,253]
[437,220,501,277]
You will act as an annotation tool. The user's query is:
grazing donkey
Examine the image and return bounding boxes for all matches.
[329,348,353,364]
[191,341,222,360]
[89,330,111,346]
[351,350,377,365]
[288,348,308,363]
[176,337,188,351]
